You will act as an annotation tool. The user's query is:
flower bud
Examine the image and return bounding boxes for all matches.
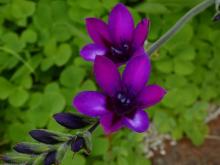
[71,136,85,152]
[13,142,51,155]
[53,112,93,129]
[0,153,31,164]
[213,12,220,22]
[44,151,57,165]
[71,131,92,154]
[29,129,71,144]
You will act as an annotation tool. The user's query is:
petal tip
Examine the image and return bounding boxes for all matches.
[113,3,128,11]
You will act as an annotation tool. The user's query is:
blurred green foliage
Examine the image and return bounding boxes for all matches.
[0,0,220,164]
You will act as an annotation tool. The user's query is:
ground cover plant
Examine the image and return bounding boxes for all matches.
[0,0,220,164]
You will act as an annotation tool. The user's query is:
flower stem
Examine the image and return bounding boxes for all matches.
[148,0,215,55]
[88,121,100,133]
[0,47,34,72]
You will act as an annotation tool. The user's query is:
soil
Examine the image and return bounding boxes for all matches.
[152,116,220,165]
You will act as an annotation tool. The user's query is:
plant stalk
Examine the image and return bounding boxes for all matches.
[88,121,100,133]
[148,0,215,55]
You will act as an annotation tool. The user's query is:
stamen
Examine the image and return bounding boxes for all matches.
[111,47,123,56]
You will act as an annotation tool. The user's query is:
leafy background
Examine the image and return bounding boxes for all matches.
[0,0,219,164]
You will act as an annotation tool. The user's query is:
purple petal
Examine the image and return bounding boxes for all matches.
[53,113,92,129]
[44,151,56,165]
[108,3,134,44]
[137,85,166,108]
[123,110,149,133]
[73,91,107,117]
[94,56,121,96]
[133,47,146,57]
[80,44,107,61]
[100,112,123,134]
[122,55,151,94]
[133,19,150,48]
[86,18,111,46]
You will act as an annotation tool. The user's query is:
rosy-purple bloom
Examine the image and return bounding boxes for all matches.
[80,3,150,65]
[73,55,166,134]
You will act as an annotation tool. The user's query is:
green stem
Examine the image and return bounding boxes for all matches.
[88,121,100,133]
[0,47,34,72]
[148,0,215,55]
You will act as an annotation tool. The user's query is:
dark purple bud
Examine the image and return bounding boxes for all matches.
[53,112,93,129]
[44,151,57,165]
[71,136,85,152]
[0,155,12,164]
[13,142,50,155]
[0,154,31,164]
[213,12,220,22]
[29,129,70,144]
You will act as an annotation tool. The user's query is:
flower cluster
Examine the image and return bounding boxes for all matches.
[1,3,166,165]
[0,113,95,164]
[75,3,166,134]
[80,3,149,65]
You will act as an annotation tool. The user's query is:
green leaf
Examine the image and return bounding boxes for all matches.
[54,43,72,66]
[41,91,66,114]
[135,2,170,14]
[180,102,209,146]
[45,82,60,93]
[173,44,196,61]
[155,58,173,73]
[21,29,37,43]
[184,124,208,146]
[181,86,200,106]
[11,0,36,19]
[62,151,85,165]
[0,77,14,99]
[162,88,182,108]
[117,157,129,165]
[60,65,86,89]
[0,52,18,71]
[164,74,187,88]
[174,59,195,75]
[33,1,52,29]
[27,91,65,127]
[8,87,29,107]
[134,155,151,165]
[79,79,97,91]
[6,122,33,142]
[154,111,176,133]
[2,32,25,52]
[51,23,72,42]
[92,137,109,156]
[28,92,43,110]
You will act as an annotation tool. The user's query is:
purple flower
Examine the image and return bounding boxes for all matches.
[73,55,166,134]
[80,3,150,65]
